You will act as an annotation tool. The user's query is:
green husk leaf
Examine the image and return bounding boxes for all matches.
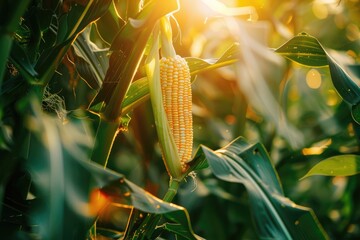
[145,26,182,179]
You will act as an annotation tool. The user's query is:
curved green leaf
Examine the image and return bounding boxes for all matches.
[300,155,360,179]
[54,0,112,45]
[187,43,241,75]
[326,55,360,106]
[194,137,328,240]
[275,32,328,67]
[101,179,202,240]
[73,32,109,89]
[351,103,360,124]
[275,33,360,118]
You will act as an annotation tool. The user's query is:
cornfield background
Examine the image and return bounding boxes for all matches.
[1,0,360,239]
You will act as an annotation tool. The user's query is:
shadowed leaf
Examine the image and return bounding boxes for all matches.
[195,137,328,240]
[0,0,31,85]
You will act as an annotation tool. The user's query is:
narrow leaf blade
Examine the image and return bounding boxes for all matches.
[301,155,360,179]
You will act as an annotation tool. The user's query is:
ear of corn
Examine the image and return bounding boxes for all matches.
[160,56,193,172]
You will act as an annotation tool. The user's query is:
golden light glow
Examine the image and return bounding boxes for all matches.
[312,2,328,19]
[89,189,109,216]
[200,0,258,19]
[346,23,360,41]
[326,89,339,106]
[288,87,299,101]
[306,69,322,89]
[302,139,332,155]
[329,210,341,221]
[302,147,326,155]
[190,35,206,57]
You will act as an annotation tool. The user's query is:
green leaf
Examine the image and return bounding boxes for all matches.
[35,0,112,85]
[275,33,360,113]
[73,31,109,89]
[187,43,241,75]
[186,145,210,172]
[327,55,360,106]
[93,4,123,45]
[275,32,328,67]
[195,137,328,240]
[163,223,205,240]
[104,179,202,240]
[300,155,360,179]
[113,0,142,20]
[55,0,112,45]
[351,103,360,124]
[22,99,111,239]
[9,41,39,81]
[0,0,31,86]
[121,77,149,114]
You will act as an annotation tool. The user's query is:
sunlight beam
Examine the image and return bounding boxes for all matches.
[200,0,258,19]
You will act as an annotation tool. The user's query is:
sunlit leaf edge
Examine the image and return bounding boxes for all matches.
[275,32,360,110]
[300,154,360,180]
[275,33,328,67]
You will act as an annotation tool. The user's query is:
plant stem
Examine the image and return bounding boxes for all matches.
[127,178,182,239]
[163,178,180,202]
[91,118,119,167]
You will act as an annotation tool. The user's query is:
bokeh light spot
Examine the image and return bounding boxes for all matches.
[306,69,322,89]
[327,89,339,106]
[312,2,328,19]
[346,23,360,41]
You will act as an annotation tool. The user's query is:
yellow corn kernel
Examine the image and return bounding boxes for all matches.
[160,56,193,172]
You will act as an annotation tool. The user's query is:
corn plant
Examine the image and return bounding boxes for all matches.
[1,0,360,239]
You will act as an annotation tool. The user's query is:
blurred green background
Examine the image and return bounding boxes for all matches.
[2,0,360,239]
